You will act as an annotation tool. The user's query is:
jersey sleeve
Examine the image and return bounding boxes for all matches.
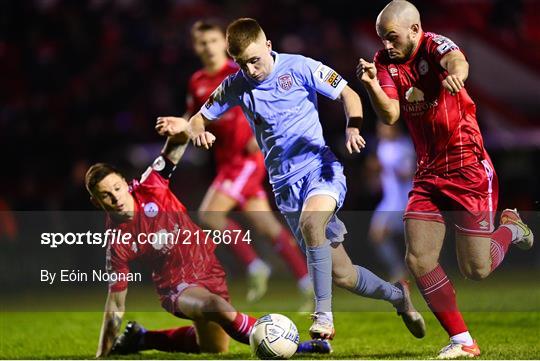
[374,52,399,100]
[425,33,461,64]
[106,242,132,292]
[200,75,239,121]
[302,57,348,100]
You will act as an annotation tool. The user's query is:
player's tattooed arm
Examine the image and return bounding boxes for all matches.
[96,290,127,358]
[440,51,469,95]
[357,58,400,125]
[339,85,366,154]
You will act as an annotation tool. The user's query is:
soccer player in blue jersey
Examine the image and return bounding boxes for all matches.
[158,18,425,341]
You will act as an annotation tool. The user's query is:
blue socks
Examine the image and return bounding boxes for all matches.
[306,244,333,314]
[353,265,403,304]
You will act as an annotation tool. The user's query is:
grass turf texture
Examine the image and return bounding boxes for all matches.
[1,271,539,359]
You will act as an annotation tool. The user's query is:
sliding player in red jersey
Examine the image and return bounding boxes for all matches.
[357,1,534,359]
[89,117,330,357]
[184,20,312,307]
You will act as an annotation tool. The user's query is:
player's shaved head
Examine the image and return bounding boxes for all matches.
[377,0,421,32]
[375,1,422,61]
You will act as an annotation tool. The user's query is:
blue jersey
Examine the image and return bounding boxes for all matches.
[200,51,348,190]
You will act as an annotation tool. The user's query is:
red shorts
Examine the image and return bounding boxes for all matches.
[158,262,230,319]
[211,153,267,207]
[404,159,498,236]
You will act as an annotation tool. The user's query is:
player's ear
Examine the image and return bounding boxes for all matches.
[266,40,272,52]
[410,23,420,38]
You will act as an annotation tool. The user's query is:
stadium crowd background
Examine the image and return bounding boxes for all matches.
[1,0,539,282]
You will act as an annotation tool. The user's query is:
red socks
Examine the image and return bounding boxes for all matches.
[143,326,199,353]
[489,226,513,271]
[416,265,468,336]
[222,312,257,345]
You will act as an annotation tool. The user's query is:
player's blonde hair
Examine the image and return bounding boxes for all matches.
[226,18,265,57]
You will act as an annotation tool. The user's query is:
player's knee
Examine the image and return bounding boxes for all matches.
[201,295,231,316]
[299,217,324,244]
[405,251,437,276]
[461,263,491,281]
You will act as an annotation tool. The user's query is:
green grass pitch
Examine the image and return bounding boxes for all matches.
[1,271,539,359]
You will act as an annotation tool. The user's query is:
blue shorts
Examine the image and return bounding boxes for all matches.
[274,160,348,252]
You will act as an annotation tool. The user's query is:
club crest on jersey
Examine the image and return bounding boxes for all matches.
[388,65,398,77]
[418,59,429,75]
[405,87,425,103]
[278,74,293,91]
[144,202,159,218]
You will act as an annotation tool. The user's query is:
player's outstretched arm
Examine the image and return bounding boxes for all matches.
[96,289,127,358]
[338,85,366,154]
[189,112,215,150]
[357,58,400,125]
[440,51,469,95]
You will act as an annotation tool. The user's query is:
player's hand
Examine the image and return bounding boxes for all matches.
[357,58,377,84]
[442,74,465,95]
[193,131,216,150]
[155,116,188,136]
[345,127,366,154]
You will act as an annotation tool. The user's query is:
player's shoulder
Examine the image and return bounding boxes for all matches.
[423,31,460,51]
[277,52,312,70]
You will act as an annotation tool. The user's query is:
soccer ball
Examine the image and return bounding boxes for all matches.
[249,313,300,359]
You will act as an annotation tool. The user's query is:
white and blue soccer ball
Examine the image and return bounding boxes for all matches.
[249,313,300,359]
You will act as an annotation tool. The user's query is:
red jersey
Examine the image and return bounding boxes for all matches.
[375,32,487,174]
[105,164,223,293]
[186,60,255,169]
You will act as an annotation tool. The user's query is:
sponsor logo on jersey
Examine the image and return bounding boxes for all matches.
[144,202,159,218]
[326,71,343,88]
[432,34,458,55]
[278,74,293,91]
[314,64,333,82]
[403,87,438,113]
[405,87,425,103]
[418,59,429,75]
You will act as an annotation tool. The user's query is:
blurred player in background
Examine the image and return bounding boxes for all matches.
[368,122,414,282]
[184,20,312,307]
[163,17,426,342]
[89,117,329,357]
[358,1,534,358]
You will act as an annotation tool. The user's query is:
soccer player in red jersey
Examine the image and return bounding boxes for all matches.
[89,118,329,357]
[184,20,312,306]
[357,1,534,358]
